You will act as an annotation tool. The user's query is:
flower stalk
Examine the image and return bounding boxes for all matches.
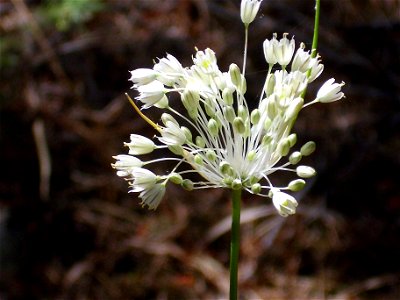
[229,188,242,300]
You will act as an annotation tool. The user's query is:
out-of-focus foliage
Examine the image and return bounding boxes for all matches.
[37,0,105,31]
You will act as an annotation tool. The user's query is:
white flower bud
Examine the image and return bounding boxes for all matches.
[161,113,179,126]
[219,161,234,177]
[240,0,262,25]
[222,87,235,106]
[208,118,219,137]
[288,179,306,192]
[300,141,316,156]
[206,149,217,162]
[181,179,194,191]
[246,150,257,161]
[194,154,204,165]
[296,165,316,178]
[229,63,242,87]
[231,178,242,190]
[272,190,298,217]
[287,133,297,147]
[251,183,261,194]
[195,136,206,148]
[125,134,155,155]
[169,172,183,184]
[277,138,291,157]
[289,151,302,164]
[316,78,345,103]
[181,126,192,142]
[223,106,236,123]
[168,145,184,156]
[233,117,246,134]
[264,73,276,96]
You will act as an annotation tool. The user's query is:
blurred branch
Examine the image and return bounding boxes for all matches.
[25,82,51,201]
[11,0,69,84]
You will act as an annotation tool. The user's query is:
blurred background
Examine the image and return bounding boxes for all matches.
[1,0,400,299]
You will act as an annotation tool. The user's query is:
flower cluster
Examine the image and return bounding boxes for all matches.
[113,0,344,216]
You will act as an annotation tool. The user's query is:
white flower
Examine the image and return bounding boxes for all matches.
[124,134,155,155]
[159,121,187,146]
[154,54,184,86]
[114,26,345,215]
[274,33,295,67]
[263,34,279,65]
[129,68,157,86]
[316,78,345,103]
[291,43,324,82]
[112,155,143,177]
[272,190,298,217]
[130,168,157,192]
[139,183,166,210]
[136,81,166,108]
[240,0,262,25]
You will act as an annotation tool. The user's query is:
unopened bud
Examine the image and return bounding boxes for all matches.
[181,179,194,191]
[289,151,302,164]
[233,117,246,134]
[250,109,261,125]
[208,118,219,137]
[288,179,306,191]
[251,183,261,194]
[169,172,183,184]
[300,141,316,156]
[296,165,316,178]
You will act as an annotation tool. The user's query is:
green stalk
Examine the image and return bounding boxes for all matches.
[301,0,321,98]
[229,188,242,300]
[311,0,321,58]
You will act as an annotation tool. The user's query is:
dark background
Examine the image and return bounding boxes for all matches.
[1,0,399,299]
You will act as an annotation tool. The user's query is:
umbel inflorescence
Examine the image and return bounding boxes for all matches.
[113,0,344,217]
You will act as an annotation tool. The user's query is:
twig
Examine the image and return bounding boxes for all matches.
[11,0,69,84]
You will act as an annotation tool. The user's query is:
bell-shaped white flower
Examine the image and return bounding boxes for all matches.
[263,34,279,66]
[272,190,298,217]
[136,81,166,108]
[139,183,166,210]
[154,54,184,85]
[240,0,262,25]
[159,121,187,146]
[129,68,157,86]
[112,155,143,177]
[316,78,345,103]
[274,33,295,67]
[130,168,157,192]
[124,134,155,155]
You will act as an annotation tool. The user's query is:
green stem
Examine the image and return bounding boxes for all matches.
[229,188,242,300]
[311,0,321,58]
[301,0,321,99]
